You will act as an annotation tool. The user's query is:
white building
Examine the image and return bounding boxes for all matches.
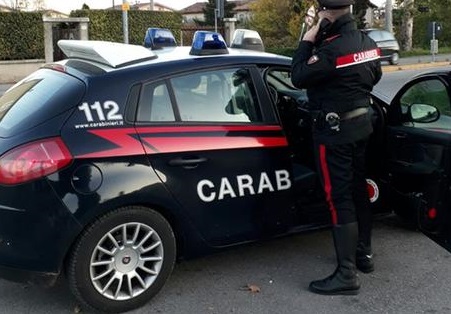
[180,0,255,24]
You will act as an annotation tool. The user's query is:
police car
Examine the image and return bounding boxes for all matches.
[0,29,450,313]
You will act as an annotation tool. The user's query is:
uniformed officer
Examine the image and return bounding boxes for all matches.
[291,0,382,295]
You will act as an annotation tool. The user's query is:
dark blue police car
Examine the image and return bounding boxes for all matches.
[0,30,450,313]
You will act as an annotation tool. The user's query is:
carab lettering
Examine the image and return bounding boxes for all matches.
[197,170,292,202]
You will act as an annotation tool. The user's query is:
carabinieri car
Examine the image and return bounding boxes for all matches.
[0,30,450,313]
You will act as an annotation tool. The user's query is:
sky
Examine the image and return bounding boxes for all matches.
[43,0,201,13]
[43,0,386,14]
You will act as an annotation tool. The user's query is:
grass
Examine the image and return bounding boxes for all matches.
[400,46,451,57]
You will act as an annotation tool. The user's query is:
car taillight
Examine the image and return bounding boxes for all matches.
[0,137,73,185]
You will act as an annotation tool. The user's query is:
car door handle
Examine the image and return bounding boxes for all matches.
[395,132,407,139]
[168,157,208,167]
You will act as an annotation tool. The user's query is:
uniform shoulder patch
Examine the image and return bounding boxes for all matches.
[307,55,320,65]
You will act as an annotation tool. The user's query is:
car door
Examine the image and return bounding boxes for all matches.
[384,74,451,251]
[134,66,294,247]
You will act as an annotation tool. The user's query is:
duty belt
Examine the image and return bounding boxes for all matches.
[325,107,369,132]
[339,107,369,120]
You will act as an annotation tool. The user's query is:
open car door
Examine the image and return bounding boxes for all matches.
[384,73,451,251]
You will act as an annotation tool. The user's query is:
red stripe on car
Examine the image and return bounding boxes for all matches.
[76,125,287,158]
[141,136,287,154]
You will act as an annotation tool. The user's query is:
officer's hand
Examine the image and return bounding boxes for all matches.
[302,19,321,43]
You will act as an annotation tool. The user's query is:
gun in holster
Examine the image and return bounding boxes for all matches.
[305,110,340,132]
[322,107,370,132]
[308,110,327,129]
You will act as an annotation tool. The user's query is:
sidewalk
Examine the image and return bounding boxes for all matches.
[383,53,451,72]
[383,60,451,72]
[0,84,12,95]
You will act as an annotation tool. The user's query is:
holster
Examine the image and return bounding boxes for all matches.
[309,110,325,129]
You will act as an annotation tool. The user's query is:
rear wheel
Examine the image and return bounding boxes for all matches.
[67,206,176,313]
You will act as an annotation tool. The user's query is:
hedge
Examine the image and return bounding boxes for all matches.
[0,12,44,60]
[70,10,182,45]
[0,10,182,60]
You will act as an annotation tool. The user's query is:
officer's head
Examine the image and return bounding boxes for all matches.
[316,0,353,21]
[317,0,354,10]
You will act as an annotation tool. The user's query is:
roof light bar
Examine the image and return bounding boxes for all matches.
[189,31,229,56]
[143,28,177,50]
[58,40,157,68]
[231,29,265,52]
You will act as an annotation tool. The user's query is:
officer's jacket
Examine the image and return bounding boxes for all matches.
[291,13,382,114]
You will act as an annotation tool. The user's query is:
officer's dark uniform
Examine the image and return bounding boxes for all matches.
[291,0,382,295]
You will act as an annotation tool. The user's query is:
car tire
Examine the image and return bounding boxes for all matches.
[389,52,399,65]
[67,206,176,313]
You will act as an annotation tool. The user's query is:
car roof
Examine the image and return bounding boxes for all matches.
[57,40,292,78]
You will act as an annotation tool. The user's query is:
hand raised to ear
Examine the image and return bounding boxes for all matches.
[302,19,322,43]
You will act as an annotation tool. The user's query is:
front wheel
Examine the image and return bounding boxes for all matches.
[389,52,400,65]
[67,206,176,313]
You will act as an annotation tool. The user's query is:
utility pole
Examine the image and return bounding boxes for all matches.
[149,0,154,10]
[122,0,129,44]
[385,0,393,33]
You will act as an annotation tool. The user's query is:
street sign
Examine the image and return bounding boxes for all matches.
[428,21,442,39]
[216,0,224,19]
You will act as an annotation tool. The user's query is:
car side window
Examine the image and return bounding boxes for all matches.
[137,82,175,122]
[399,79,451,128]
[171,68,261,123]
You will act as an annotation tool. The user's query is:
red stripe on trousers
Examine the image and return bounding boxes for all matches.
[319,144,338,225]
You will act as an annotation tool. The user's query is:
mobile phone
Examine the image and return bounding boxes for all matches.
[315,18,332,42]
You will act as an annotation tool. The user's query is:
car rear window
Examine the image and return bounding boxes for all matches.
[0,69,85,137]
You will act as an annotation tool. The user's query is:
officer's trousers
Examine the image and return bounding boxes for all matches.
[314,138,372,247]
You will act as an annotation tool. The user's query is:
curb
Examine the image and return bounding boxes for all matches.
[383,61,451,73]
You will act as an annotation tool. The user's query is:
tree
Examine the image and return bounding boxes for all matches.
[408,0,451,49]
[250,0,317,47]
[397,0,415,51]
[82,3,90,10]
[250,0,376,48]
[199,0,236,26]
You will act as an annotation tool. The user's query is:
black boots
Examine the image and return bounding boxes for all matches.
[356,241,374,273]
[309,223,360,295]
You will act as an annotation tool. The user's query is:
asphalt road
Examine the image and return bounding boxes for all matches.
[374,68,438,101]
[1,214,450,314]
[1,60,451,314]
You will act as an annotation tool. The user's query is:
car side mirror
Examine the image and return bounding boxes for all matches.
[407,104,440,123]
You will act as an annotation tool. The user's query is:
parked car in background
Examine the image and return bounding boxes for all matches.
[362,29,400,65]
